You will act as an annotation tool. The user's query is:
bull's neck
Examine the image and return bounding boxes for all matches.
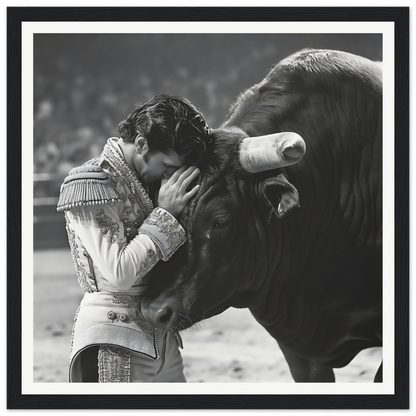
[235,188,296,305]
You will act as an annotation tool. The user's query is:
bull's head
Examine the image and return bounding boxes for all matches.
[141,128,306,332]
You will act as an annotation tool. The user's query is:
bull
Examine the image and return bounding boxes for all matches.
[141,48,383,382]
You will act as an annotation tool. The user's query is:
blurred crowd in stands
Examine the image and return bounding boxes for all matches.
[34,33,381,197]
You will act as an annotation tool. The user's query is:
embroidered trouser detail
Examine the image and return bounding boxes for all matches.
[98,345,131,383]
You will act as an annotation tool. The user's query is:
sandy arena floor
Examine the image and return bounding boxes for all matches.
[33,249,382,384]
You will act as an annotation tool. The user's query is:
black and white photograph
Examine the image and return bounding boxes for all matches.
[6,5,409,410]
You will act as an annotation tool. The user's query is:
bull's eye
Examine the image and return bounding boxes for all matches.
[212,216,230,229]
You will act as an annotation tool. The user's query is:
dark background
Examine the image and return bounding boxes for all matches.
[5,2,406,414]
[33,33,382,249]
[31,33,385,385]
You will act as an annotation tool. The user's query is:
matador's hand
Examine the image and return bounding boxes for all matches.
[158,166,200,218]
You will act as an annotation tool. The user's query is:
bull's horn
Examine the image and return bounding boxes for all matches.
[239,132,306,173]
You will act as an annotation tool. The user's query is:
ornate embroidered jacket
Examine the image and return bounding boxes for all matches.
[57,137,186,381]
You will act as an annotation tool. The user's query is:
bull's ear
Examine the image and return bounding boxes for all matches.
[257,174,300,219]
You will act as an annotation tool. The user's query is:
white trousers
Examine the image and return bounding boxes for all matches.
[74,331,186,383]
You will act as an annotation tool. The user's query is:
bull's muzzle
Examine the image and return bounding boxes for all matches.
[239,132,306,173]
[141,296,178,331]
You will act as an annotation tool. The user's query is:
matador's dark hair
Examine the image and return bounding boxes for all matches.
[118,94,212,166]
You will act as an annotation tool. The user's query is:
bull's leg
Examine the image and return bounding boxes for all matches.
[374,361,382,382]
[279,343,335,382]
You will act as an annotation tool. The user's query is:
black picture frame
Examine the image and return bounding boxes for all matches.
[7,6,409,410]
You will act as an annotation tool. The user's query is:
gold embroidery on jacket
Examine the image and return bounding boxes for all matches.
[65,214,96,293]
[69,306,81,361]
[109,295,153,335]
[83,249,97,292]
[111,294,141,308]
[128,194,145,224]
[123,206,132,217]
[96,209,124,247]
[145,209,186,248]
[136,249,157,277]
[101,140,153,220]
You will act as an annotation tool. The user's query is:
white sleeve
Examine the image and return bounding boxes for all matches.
[67,204,186,290]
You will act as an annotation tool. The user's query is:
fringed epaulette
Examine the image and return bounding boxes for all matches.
[56,165,122,212]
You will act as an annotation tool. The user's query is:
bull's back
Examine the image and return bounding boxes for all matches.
[282,50,382,281]
[228,49,383,365]
[228,48,382,262]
